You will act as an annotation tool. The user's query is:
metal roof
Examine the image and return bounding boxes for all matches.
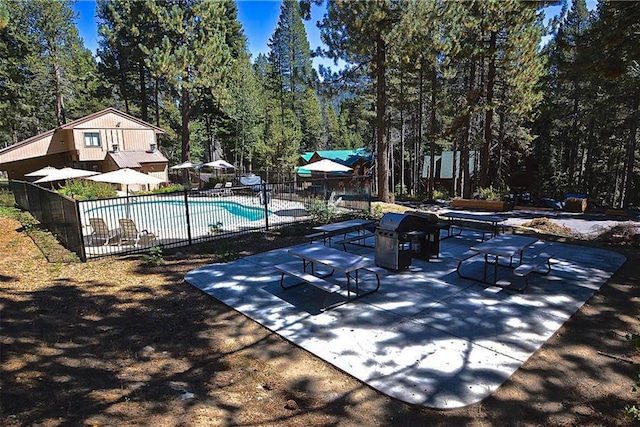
[108,150,168,169]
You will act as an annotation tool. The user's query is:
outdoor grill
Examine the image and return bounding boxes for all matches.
[375,211,444,271]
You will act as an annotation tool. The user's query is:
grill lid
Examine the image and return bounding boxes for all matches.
[377,211,440,231]
[378,213,406,231]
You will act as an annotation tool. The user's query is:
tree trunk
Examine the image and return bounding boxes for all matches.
[204,115,213,162]
[400,71,405,196]
[567,91,579,189]
[429,66,437,199]
[139,59,148,122]
[462,60,476,199]
[154,77,160,127]
[417,66,424,197]
[622,91,639,209]
[54,63,66,125]
[181,85,191,163]
[480,31,496,188]
[495,108,505,184]
[376,31,390,202]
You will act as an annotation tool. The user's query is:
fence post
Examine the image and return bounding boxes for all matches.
[184,189,192,244]
[74,198,87,262]
[262,181,269,231]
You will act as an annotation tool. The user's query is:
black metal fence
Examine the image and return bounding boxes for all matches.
[11,175,371,261]
[11,180,86,259]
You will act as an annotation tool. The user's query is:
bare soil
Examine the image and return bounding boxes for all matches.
[2,214,640,426]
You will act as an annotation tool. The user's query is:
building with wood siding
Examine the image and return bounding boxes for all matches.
[0,108,169,182]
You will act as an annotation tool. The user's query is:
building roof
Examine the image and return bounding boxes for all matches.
[301,148,372,166]
[58,107,165,134]
[108,150,168,169]
[0,108,165,158]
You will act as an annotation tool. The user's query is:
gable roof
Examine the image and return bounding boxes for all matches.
[0,108,165,158]
[301,148,372,166]
[0,130,55,157]
[58,107,165,134]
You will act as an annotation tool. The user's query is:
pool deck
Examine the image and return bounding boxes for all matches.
[185,232,625,409]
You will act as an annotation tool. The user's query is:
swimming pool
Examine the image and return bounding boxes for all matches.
[86,198,270,221]
[83,197,273,242]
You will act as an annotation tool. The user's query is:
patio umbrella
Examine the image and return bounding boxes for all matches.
[203,159,236,169]
[33,167,100,184]
[170,161,202,188]
[87,168,166,188]
[25,166,59,177]
[88,168,166,217]
[170,161,202,170]
[297,159,352,199]
[299,159,352,174]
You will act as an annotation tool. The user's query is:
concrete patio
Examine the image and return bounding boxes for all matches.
[185,231,625,409]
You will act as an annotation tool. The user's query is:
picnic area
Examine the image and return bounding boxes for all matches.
[3,203,640,426]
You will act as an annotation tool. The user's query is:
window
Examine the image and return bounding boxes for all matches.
[84,132,101,147]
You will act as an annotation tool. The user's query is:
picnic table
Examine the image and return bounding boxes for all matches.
[274,244,382,310]
[308,218,376,247]
[456,235,541,291]
[440,211,506,241]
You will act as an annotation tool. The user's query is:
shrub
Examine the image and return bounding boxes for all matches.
[142,246,165,266]
[433,187,450,200]
[136,184,184,195]
[56,180,118,200]
[476,185,509,201]
[308,199,337,224]
[394,183,408,196]
[0,189,15,207]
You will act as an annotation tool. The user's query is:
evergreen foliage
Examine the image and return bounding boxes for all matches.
[2,0,640,208]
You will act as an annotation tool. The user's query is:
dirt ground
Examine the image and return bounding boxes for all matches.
[2,214,640,426]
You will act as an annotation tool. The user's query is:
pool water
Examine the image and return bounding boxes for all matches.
[85,198,271,224]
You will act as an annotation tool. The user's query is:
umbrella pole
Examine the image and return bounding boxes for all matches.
[126,185,131,218]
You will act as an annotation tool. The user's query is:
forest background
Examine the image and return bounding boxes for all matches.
[0,0,639,207]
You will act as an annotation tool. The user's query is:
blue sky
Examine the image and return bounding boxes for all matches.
[73,0,597,71]
[72,0,342,71]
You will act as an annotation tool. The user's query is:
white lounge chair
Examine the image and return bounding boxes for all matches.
[223,182,234,196]
[211,182,224,196]
[118,218,157,247]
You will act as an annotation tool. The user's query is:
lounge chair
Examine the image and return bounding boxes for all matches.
[211,182,224,197]
[118,218,157,247]
[89,218,121,246]
[223,182,234,196]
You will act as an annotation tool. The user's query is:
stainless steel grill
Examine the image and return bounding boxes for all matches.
[375,211,443,271]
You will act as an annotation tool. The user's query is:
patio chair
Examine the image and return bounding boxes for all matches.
[211,182,224,196]
[118,218,157,247]
[223,182,234,196]
[88,218,121,246]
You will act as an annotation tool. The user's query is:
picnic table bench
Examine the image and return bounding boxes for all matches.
[440,211,506,241]
[275,244,382,310]
[455,235,552,292]
[333,231,376,251]
[306,219,376,247]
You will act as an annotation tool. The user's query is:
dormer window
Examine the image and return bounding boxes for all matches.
[84,132,101,147]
